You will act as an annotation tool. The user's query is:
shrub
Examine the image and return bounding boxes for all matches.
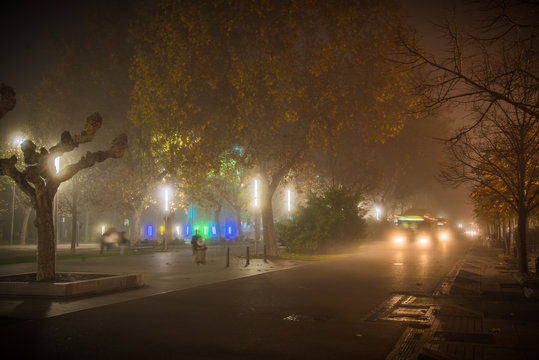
[276,187,366,253]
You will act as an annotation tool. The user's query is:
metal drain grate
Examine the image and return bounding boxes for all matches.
[386,328,425,360]
[366,294,436,327]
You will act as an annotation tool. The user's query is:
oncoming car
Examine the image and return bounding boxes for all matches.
[391,209,451,246]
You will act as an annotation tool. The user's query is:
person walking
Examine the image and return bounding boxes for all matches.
[118,231,130,255]
[194,236,207,265]
[191,229,201,255]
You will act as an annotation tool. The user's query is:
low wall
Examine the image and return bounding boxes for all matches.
[0,272,142,298]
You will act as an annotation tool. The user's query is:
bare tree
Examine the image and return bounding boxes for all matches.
[402,0,538,138]
[401,1,538,272]
[441,102,539,273]
[0,111,127,281]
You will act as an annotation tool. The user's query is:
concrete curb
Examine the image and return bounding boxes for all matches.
[0,272,142,298]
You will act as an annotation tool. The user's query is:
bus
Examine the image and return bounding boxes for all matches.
[392,209,450,245]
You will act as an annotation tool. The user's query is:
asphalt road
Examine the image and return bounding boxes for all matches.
[0,239,468,359]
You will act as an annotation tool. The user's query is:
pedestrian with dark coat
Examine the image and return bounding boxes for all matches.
[191,229,201,255]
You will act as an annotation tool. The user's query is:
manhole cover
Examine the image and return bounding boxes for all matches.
[283,314,330,322]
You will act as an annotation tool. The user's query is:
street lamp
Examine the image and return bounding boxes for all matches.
[163,187,170,250]
[10,182,15,245]
[375,206,382,221]
[287,189,292,219]
[253,179,259,208]
[253,178,260,242]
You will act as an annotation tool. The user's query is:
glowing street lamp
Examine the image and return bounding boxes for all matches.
[287,189,292,218]
[253,179,259,207]
[163,187,170,250]
[54,156,61,174]
[375,206,382,221]
[253,178,260,241]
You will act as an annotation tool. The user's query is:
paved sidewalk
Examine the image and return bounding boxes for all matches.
[0,243,303,321]
[419,245,539,360]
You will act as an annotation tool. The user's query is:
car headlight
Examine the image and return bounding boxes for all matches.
[439,232,449,241]
[418,236,430,245]
[393,236,405,244]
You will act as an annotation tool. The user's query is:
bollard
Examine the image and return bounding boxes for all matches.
[226,247,230,267]
[246,246,250,266]
[264,245,267,263]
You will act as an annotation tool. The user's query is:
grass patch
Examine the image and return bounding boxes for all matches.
[276,253,351,261]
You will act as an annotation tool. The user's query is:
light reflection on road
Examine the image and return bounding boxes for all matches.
[365,237,467,294]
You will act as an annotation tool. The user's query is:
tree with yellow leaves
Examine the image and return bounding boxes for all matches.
[129,0,417,255]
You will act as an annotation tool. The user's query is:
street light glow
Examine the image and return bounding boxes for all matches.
[254,179,259,207]
[13,137,23,146]
[375,207,381,221]
[287,189,291,212]
[54,156,60,174]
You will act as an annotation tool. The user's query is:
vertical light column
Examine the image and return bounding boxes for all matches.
[163,187,170,250]
[254,179,259,207]
[254,178,260,241]
[287,189,291,219]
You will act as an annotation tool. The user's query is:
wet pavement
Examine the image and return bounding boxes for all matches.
[1,239,536,359]
[384,245,539,360]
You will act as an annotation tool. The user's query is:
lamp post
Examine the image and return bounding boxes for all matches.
[375,206,382,221]
[10,183,15,245]
[163,187,169,250]
[287,189,292,219]
[253,178,260,242]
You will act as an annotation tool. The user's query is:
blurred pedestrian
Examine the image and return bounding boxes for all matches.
[194,236,207,264]
[119,231,130,255]
[100,228,118,254]
[191,229,201,255]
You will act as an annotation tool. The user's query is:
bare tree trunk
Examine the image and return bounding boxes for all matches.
[508,219,515,257]
[70,177,79,254]
[19,206,32,245]
[517,207,529,273]
[85,209,89,243]
[130,204,144,244]
[35,190,56,281]
[261,186,278,256]
[503,218,510,255]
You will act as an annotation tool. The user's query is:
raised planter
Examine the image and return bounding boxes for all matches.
[0,272,142,298]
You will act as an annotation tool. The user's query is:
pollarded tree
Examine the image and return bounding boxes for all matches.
[0,111,127,281]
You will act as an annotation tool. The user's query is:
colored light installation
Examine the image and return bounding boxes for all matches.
[146,225,154,237]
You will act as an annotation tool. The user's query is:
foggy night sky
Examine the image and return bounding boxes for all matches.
[0,0,475,223]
